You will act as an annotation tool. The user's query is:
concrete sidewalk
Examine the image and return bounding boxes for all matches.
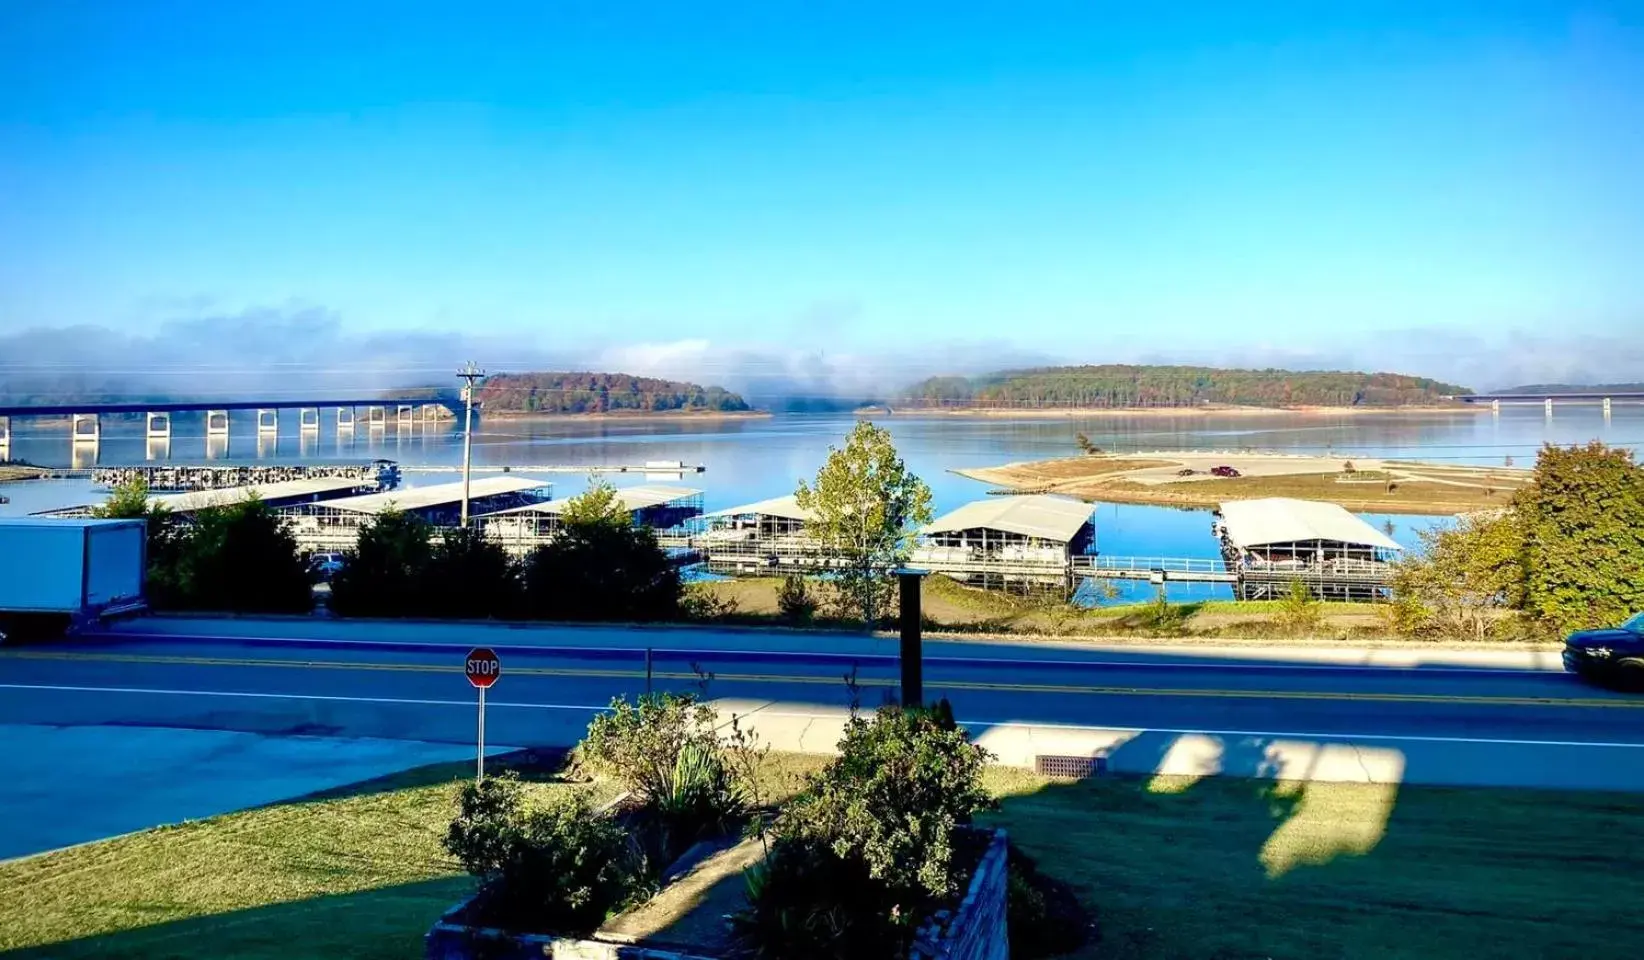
[712,698,1644,793]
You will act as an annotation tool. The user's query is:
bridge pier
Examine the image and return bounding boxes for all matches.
[256,408,279,435]
[367,406,387,429]
[396,404,415,429]
[0,415,9,448]
[1545,398,1554,418]
[1491,399,1500,416]
[71,413,100,444]
[1604,397,1612,418]
[336,407,356,432]
[205,410,230,438]
[299,408,320,432]
[146,436,170,461]
[145,411,171,439]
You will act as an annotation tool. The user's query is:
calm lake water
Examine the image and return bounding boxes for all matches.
[5,406,1640,603]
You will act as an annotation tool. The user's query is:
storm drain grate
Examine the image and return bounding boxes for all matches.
[1035,754,1108,779]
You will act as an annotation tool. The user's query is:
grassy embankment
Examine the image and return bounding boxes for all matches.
[962,453,1532,516]
[7,755,1642,959]
[693,574,1500,643]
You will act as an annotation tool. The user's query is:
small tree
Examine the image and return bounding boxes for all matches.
[1390,511,1526,640]
[521,483,680,620]
[171,499,313,613]
[422,525,521,619]
[776,574,818,624]
[795,422,932,626]
[328,509,435,617]
[1515,442,1644,632]
[560,477,631,530]
[1075,432,1101,455]
[1275,578,1323,635]
[92,476,182,606]
[1342,460,1356,475]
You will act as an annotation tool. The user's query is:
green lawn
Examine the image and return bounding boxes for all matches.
[0,759,584,959]
[985,773,1644,959]
[8,755,1642,959]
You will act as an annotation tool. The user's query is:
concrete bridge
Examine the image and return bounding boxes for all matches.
[0,397,454,447]
[1457,391,1644,417]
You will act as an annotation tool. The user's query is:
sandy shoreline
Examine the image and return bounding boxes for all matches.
[879,404,1485,419]
[481,410,772,423]
[955,451,1530,516]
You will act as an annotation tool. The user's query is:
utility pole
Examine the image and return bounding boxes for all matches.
[458,361,486,527]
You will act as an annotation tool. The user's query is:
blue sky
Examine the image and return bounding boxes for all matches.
[2,1,1641,392]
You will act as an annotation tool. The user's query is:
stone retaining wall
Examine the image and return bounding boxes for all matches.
[910,828,1010,960]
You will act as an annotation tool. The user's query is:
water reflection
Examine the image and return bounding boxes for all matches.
[146,437,171,462]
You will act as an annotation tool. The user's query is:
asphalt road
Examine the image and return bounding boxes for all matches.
[1,617,1639,755]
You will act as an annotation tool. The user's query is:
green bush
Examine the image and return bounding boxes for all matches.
[579,693,742,859]
[421,526,521,619]
[776,574,818,624]
[1275,579,1323,635]
[328,509,435,617]
[735,705,994,958]
[443,774,631,936]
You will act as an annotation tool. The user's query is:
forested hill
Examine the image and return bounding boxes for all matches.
[902,365,1472,408]
[475,372,751,414]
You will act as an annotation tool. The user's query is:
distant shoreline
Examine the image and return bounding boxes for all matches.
[481,409,771,423]
[869,404,1485,419]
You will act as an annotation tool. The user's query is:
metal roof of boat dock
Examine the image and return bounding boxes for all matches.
[1218,498,1402,551]
[701,494,816,522]
[922,494,1094,542]
[485,485,702,516]
[309,476,551,514]
[153,477,371,512]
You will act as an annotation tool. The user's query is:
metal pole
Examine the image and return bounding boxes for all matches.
[477,686,486,781]
[897,569,927,707]
[458,362,485,527]
[645,647,654,695]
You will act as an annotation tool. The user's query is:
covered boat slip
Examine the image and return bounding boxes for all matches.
[689,494,827,572]
[33,476,382,519]
[281,477,553,550]
[479,485,705,551]
[1215,498,1402,600]
[913,495,1096,584]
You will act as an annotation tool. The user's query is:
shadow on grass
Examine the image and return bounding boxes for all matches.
[986,731,1644,960]
[281,746,571,807]
[0,876,473,960]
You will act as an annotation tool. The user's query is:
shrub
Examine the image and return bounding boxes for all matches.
[736,705,994,958]
[328,509,434,617]
[776,574,818,624]
[1274,579,1323,635]
[680,582,740,620]
[169,499,314,613]
[521,522,680,621]
[444,774,631,936]
[422,526,521,619]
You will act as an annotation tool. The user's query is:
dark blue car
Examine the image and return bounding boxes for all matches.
[1563,613,1644,689]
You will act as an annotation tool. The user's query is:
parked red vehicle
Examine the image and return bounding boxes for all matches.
[1210,465,1241,478]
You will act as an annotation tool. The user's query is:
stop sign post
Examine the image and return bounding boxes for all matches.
[466,647,501,780]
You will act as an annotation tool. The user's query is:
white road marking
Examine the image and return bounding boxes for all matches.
[5,682,1644,750]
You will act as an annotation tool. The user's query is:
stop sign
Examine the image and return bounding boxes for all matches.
[466,647,501,689]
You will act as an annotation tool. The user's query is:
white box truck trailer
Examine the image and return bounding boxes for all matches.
[0,518,147,640]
